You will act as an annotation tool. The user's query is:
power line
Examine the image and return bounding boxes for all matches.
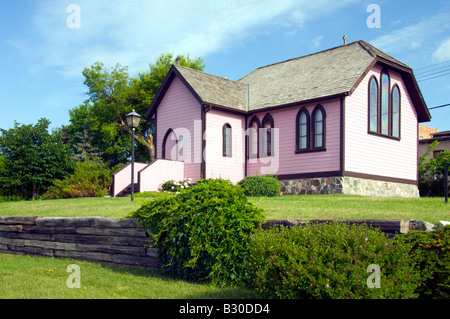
[429,103,450,110]
[415,65,450,77]
[417,71,450,82]
[415,59,450,71]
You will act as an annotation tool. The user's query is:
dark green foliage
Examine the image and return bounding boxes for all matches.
[237,175,280,197]
[398,226,450,299]
[0,118,75,200]
[43,159,112,199]
[245,222,421,299]
[131,179,264,285]
[418,140,450,197]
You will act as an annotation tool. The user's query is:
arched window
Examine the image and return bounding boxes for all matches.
[380,69,390,135]
[312,105,325,149]
[222,123,232,157]
[261,114,274,157]
[391,85,400,138]
[369,76,379,133]
[248,116,260,158]
[296,108,310,151]
[162,128,177,160]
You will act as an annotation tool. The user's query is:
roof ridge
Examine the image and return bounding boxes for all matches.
[238,40,364,82]
[174,64,244,86]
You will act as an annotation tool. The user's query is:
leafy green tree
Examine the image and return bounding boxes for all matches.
[418,140,450,196]
[66,53,205,167]
[0,118,75,199]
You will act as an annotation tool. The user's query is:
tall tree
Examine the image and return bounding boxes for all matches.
[66,53,205,167]
[0,118,74,199]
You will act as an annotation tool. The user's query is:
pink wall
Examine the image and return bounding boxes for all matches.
[204,109,245,184]
[156,76,202,181]
[344,64,418,182]
[247,99,341,177]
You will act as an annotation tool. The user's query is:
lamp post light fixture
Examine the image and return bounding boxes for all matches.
[125,110,142,201]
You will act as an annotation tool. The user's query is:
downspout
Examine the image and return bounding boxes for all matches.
[245,84,249,177]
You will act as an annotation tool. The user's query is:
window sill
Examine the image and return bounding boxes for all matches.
[368,131,400,141]
[295,148,326,154]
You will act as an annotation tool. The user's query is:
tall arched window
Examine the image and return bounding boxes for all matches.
[261,114,274,157]
[391,85,400,138]
[369,76,379,133]
[296,108,310,151]
[248,116,260,158]
[380,69,390,135]
[312,105,325,149]
[222,123,232,157]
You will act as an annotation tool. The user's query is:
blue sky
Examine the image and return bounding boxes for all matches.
[1,0,450,132]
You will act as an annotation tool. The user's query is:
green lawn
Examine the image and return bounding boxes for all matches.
[0,253,255,299]
[0,194,449,299]
[1,194,448,224]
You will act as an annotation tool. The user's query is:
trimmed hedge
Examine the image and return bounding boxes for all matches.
[131,178,264,286]
[237,175,280,197]
[398,226,450,299]
[244,222,422,299]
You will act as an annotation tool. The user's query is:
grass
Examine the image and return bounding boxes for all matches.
[1,194,449,224]
[0,253,256,299]
[250,194,450,225]
[1,193,448,299]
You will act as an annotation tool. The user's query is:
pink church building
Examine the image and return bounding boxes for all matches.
[113,40,431,197]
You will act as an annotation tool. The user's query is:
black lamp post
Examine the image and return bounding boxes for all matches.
[125,110,142,201]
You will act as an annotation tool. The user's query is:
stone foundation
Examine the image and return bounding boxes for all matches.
[279,176,419,198]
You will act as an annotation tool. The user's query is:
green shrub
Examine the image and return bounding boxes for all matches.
[418,140,450,197]
[159,178,195,192]
[398,226,450,299]
[43,159,112,199]
[245,222,421,299]
[237,175,280,197]
[131,178,264,286]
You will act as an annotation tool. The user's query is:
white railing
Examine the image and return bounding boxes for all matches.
[111,162,149,197]
[139,159,184,192]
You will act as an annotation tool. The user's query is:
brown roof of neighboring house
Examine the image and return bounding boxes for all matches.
[145,40,431,122]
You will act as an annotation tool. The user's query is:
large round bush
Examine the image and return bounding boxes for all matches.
[237,175,280,197]
[245,222,422,299]
[131,178,264,285]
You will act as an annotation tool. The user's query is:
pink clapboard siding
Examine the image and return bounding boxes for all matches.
[344,64,418,181]
[204,109,245,184]
[156,76,202,181]
[247,99,341,177]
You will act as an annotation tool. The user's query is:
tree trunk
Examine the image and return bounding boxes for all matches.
[32,183,36,200]
[119,119,155,162]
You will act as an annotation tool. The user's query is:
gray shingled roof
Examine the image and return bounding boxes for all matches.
[239,40,377,110]
[174,65,247,111]
[147,40,430,122]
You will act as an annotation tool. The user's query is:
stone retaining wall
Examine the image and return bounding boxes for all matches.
[279,176,419,197]
[0,216,159,269]
[1,216,445,268]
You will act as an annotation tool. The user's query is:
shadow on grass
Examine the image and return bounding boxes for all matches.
[96,261,258,299]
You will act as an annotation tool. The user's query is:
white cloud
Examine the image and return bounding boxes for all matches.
[310,35,324,49]
[10,0,358,78]
[433,38,450,62]
[370,11,450,56]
